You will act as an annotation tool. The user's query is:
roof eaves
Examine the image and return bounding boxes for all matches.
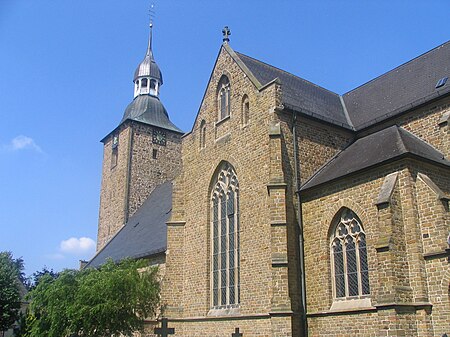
[283,103,355,131]
[354,82,450,131]
[84,223,126,269]
[301,152,450,192]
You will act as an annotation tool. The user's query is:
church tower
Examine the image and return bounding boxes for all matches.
[96,22,183,251]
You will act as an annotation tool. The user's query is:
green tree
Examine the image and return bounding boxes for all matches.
[0,251,22,333]
[27,259,160,337]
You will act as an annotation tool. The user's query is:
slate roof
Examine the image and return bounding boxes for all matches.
[301,125,450,191]
[86,182,172,268]
[121,95,183,133]
[343,41,450,129]
[234,41,450,131]
[236,52,351,129]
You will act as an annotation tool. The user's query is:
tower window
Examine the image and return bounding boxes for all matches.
[141,78,148,88]
[152,149,158,159]
[150,80,156,90]
[111,135,119,169]
[217,76,231,121]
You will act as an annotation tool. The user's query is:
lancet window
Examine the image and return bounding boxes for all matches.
[211,162,240,308]
[218,76,231,120]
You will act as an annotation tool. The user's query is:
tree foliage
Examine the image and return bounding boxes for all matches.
[0,251,23,332]
[27,259,160,337]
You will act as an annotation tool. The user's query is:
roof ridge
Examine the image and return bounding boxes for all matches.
[344,40,450,96]
[235,51,341,97]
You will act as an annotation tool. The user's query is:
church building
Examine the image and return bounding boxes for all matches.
[87,22,450,337]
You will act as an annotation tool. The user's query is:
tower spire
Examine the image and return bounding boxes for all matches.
[146,21,154,59]
[133,8,163,98]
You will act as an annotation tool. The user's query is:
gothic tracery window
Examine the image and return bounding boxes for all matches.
[331,208,370,299]
[211,162,240,308]
[218,76,231,120]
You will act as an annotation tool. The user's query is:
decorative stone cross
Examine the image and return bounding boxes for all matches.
[232,327,243,337]
[154,318,175,337]
[222,26,231,43]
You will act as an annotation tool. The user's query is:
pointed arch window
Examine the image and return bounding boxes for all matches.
[217,76,231,121]
[211,163,239,308]
[331,208,370,299]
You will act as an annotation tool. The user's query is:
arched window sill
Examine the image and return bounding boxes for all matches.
[207,306,241,317]
[330,297,372,312]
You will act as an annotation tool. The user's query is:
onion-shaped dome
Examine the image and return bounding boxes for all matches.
[121,95,182,133]
[133,23,163,84]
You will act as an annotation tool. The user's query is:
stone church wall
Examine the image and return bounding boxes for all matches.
[97,125,132,250]
[164,46,298,336]
[301,158,450,336]
[128,122,182,217]
[97,121,182,251]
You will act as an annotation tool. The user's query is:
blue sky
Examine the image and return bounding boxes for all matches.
[0,0,449,276]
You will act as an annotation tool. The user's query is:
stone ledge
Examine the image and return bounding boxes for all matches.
[270,221,287,227]
[168,313,270,322]
[423,248,450,260]
[267,182,287,190]
[166,221,186,227]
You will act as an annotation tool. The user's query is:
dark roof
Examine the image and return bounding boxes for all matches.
[234,41,450,131]
[236,52,352,129]
[87,182,172,268]
[121,95,183,133]
[301,126,450,191]
[343,41,450,129]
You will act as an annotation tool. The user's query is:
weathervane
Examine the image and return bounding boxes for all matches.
[148,2,156,26]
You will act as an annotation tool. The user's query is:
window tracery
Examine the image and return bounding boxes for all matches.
[331,208,370,299]
[211,162,240,308]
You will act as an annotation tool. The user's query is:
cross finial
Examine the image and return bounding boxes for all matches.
[154,318,175,337]
[222,26,231,43]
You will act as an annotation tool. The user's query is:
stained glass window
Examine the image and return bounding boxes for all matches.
[331,208,370,299]
[211,163,239,308]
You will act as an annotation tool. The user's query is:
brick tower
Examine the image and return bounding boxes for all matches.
[96,22,183,251]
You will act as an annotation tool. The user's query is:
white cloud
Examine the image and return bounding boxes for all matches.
[60,237,96,255]
[1,135,43,153]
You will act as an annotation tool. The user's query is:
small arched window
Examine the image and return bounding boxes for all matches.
[217,76,231,120]
[150,80,156,90]
[242,95,249,126]
[141,78,148,88]
[331,208,370,299]
[211,162,239,308]
[199,120,206,149]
